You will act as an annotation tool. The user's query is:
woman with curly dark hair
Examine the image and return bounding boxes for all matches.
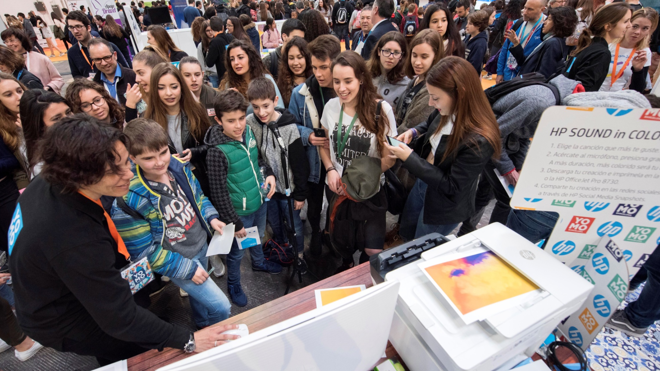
[420,4,464,57]
[489,0,524,55]
[512,6,578,78]
[277,36,312,107]
[65,78,125,129]
[221,39,284,113]
[298,9,331,43]
[368,31,410,112]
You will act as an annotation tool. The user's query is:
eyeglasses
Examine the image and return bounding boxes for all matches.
[380,49,402,59]
[92,54,114,64]
[69,24,87,30]
[80,96,105,112]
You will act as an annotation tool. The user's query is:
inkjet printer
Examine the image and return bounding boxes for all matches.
[376,223,593,371]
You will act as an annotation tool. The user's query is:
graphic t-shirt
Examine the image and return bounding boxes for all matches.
[320,98,397,178]
[150,172,206,259]
[373,75,411,111]
[599,45,651,92]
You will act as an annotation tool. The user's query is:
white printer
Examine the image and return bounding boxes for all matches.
[386,223,593,371]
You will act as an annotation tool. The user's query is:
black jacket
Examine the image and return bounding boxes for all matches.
[102,28,132,63]
[513,35,568,79]
[14,68,43,90]
[9,176,190,352]
[351,30,368,51]
[169,50,189,62]
[361,19,399,59]
[403,111,495,225]
[237,4,251,17]
[205,32,235,80]
[200,84,219,125]
[92,65,137,106]
[167,111,212,196]
[67,41,130,78]
[562,36,611,92]
[464,31,489,76]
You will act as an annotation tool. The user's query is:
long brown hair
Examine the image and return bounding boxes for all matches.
[571,2,631,56]
[145,63,210,142]
[259,2,269,21]
[426,57,500,162]
[0,46,26,72]
[332,51,390,154]
[191,16,206,45]
[277,36,312,107]
[227,16,250,42]
[0,72,24,152]
[103,15,123,38]
[576,0,595,22]
[220,39,269,97]
[200,20,212,53]
[65,78,125,128]
[405,29,444,79]
[147,25,184,62]
[368,31,409,84]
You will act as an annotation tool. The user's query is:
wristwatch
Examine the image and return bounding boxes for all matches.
[183,332,196,353]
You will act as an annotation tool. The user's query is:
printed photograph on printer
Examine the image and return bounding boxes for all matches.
[423,251,539,318]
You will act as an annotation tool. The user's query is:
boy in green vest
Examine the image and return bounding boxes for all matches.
[205,89,281,307]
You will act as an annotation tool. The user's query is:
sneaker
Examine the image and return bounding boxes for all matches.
[296,256,308,275]
[209,255,225,277]
[15,340,43,361]
[252,260,282,274]
[161,276,171,282]
[483,75,493,80]
[608,309,648,338]
[228,284,247,307]
[59,52,65,57]
[0,339,10,353]
[179,288,189,297]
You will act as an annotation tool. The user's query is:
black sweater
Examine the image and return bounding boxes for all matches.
[10,176,190,352]
[464,31,489,76]
[513,36,568,79]
[562,37,611,92]
[205,33,235,81]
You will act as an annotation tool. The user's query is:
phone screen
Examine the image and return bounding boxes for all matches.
[388,136,404,147]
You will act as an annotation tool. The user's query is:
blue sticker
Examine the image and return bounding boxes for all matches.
[552,240,576,256]
[240,238,258,249]
[568,326,583,347]
[593,294,611,317]
[596,221,623,237]
[592,253,610,275]
[8,204,23,255]
[584,201,610,212]
[623,250,632,262]
[647,206,660,222]
[606,108,633,116]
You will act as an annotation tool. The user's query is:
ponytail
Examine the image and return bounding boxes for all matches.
[571,28,594,56]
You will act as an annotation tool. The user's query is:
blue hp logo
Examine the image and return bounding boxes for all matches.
[647,206,660,222]
[606,108,633,116]
[597,221,623,237]
[623,250,632,262]
[585,202,610,212]
[7,204,23,255]
[524,198,543,203]
[571,265,585,274]
[552,240,576,256]
[568,326,583,346]
[592,253,610,275]
[593,295,611,317]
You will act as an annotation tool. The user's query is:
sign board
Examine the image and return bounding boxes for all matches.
[68,1,88,12]
[88,0,122,26]
[510,107,660,277]
[170,0,186,29]
[557,237,628,350]
[123,5,144,50]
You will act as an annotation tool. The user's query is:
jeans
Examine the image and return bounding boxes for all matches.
[506,209,558,248]
[334,25,350,51]
[0,283,14,307]
[208,73,219,88]
[170,244,231,328]
[400,179,460,241]
[625,244,660,328]
[267,198,304,253]
[227,202,267,286]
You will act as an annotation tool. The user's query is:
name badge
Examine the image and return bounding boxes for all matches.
[121,257,154,294]
[207,108,216,117]
[88,72,96,80]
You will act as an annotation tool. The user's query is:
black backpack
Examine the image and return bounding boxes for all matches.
[336,2,348,25]
[404,15,417,36]
[484,72,561,115]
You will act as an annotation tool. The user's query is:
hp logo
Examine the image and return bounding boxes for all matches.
[596,221,623,237]
[585,202,610,212]
[552,240,576,256]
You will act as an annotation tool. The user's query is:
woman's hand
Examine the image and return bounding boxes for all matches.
[327,168,344,196]
[265,175,276,199]
[174,149,192,162]
[193,324,242,352]
[396,130,414,144]
[210,218,226,234]
[0,273,10,285]
[125,83,142,109]
[384,141,413,162]
[632,50,648,72]
[309,133,329,148]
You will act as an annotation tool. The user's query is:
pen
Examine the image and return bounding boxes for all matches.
[208,267,215,275]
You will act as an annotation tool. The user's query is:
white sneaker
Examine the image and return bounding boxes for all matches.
[210,255,225,277]
[161,276,171,282]
[180,288,189,297]
[0,338,10,353]
[15,340,43,361]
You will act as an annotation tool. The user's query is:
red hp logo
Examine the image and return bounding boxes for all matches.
[566,216,596,234]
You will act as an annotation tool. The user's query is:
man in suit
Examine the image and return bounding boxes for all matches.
[89,38,137,107]
[360,0,397,60]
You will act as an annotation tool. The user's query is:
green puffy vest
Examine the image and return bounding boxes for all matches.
[216,126,264,216]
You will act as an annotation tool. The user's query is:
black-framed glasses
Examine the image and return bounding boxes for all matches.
[380,49,403,59]
[69,24,86,30]
[80,96,105,112]
[92,54,114,64]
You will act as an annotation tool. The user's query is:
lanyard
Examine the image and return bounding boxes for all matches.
[518,17,543,49]
[80,44,95,68]
[610,44,636,87]
[16,70,23,80]
[319,86,325,106]
[336,105,358,157]
[78,191,130,259]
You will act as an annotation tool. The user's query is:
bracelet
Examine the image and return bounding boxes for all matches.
[326,166,337,173]
[411,128,418,138]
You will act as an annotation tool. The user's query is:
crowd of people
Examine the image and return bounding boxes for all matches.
[1,0,660,367]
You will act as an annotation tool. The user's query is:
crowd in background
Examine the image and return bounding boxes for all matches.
[1,0,660,367]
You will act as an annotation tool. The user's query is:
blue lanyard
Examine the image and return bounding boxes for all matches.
[518,17,543,48]
[16,70,23,80]
[566,57,577,73]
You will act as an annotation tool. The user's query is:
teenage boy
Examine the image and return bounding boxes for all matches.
[205,16,235,83]
[205,90,282,307]
[288,35,339,257]
[112,118,232,329]
[262,18,306,79]
[247,77,310,273]
[332,0,355,51]
[464,10,490,76]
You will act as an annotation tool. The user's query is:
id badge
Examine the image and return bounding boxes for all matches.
[121,257,154,294]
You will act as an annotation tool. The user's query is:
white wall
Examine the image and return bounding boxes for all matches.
[2,0,68,27]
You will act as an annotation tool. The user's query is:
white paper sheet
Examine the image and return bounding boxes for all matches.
[235,226,261,249]
[206,223,235,256]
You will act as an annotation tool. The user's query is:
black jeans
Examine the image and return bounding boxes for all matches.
[625,244,660,328]
[306,166,327,233]
[0,176,20,253]
[31,37,45,54]
[457,174,493,236]
[60,325,149,366]
[0,295,26,346]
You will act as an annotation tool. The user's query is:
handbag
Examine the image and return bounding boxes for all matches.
[54,25,65,40]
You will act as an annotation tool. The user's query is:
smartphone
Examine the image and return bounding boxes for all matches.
[313,128,326,138]
[387,136,404,147]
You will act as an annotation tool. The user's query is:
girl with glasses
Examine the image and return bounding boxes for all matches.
[66,79,125,130]
[368,31,411,113]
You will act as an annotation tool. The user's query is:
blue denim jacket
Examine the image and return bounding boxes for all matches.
[288,82,321,184]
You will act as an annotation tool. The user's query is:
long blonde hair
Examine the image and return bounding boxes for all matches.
[627,8,659,49]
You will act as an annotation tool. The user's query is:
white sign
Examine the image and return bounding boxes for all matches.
[88,0,121,24]
[123,5,144,50]
[68,1,89,12]
[511,107,660,277]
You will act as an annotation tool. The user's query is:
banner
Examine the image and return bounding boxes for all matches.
[89,0,122,26]
[170,0,187,29]
[510,107,660,278]
[123,5,144,51]
[68,1,89,12]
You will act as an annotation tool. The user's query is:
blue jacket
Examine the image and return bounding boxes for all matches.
[245,24,261,54]
[289,81,322,184]
[497,18,544,81]
[183,6,201,26]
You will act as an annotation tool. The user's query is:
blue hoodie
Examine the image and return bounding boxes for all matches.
[497,18,544,81]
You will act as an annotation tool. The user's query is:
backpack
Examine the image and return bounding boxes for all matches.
[403,15,417,37]
[262,239,294,266]
[336,2,348,25]
[268,49,279,78]
[484,72,561,115]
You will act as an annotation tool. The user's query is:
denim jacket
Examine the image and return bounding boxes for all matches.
[288,82,321,184]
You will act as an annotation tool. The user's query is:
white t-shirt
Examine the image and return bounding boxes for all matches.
[599,45,652,92]
[321,97,397,177]
[429,116,454,154]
